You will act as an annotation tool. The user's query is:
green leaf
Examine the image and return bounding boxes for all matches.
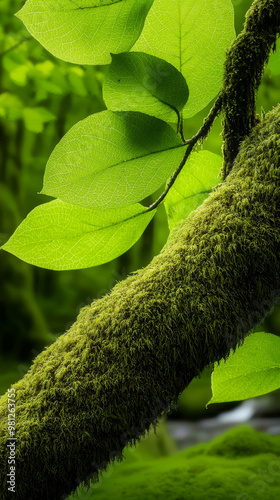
[41,110,186,209]
[266,39,280,77]
[103,52,189,123]
[23,107,56,133]
[164,150,221,230]
[0,93,23,120]
[133,0,235,118]
[1,200,156,270]
[16,0,154,65]
[208,332,280,405]
[10,63,30,87]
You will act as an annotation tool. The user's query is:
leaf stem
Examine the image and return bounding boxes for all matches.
[146,92,223,212]
[178,111,186,143]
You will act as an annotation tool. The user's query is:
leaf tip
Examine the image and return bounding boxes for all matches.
[15,8,23,20]
[0,241,11,253]
[206,398,214,408]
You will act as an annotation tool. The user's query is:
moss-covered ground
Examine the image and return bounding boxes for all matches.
[70,425,280,500]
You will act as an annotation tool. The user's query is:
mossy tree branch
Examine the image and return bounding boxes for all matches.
[1,1,280,499]
[1,106,280,500]
[222,0,280,178]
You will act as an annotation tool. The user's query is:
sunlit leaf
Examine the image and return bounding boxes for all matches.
[16,0,154,65]
[133,0,235,118]
[41,110,186,209]
[165,150,221,229]
[208,332,280,404]
[1,200,156,270]
[103,52,189,123]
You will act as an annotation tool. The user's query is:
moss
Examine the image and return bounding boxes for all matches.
[222,0,280,177]
[1,104,280,499]
[203,425,280,459]
[70,426,280,500]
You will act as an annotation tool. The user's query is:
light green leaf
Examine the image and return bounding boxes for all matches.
[1,200,156,270]
[41,110,186,209]
[16,0,154,65]
[35,60,55,77]
[0,93,23,120]
[23,107,56,133]
[208,332,280,405]
[10,64,30,86]
[103,52,189,123]
[164,150,221,229]
[266,39,280,77]
[133,0,235,118]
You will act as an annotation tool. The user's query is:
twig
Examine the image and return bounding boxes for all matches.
[146,92,223,212]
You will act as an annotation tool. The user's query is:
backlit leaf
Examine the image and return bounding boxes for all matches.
[208,332,280,404]
[1,200,156,270]
[41,110,186,209]
[165,150,221,229]
[16,0,154,65]
[103,52,189,123]
[133,0,235,118]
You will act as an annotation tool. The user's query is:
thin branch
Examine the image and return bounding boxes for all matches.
[146,92,223,212]
[178,111,185,143]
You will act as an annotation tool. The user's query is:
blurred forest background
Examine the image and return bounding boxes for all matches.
[1,0,280,427]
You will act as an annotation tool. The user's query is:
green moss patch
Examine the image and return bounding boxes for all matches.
[72,426,280,500]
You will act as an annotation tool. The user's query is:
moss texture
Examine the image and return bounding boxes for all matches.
[70,426,280,500]
[1,103,280,499]
[222,0,280,178]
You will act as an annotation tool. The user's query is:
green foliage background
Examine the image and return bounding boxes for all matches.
[1,0,280,415]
